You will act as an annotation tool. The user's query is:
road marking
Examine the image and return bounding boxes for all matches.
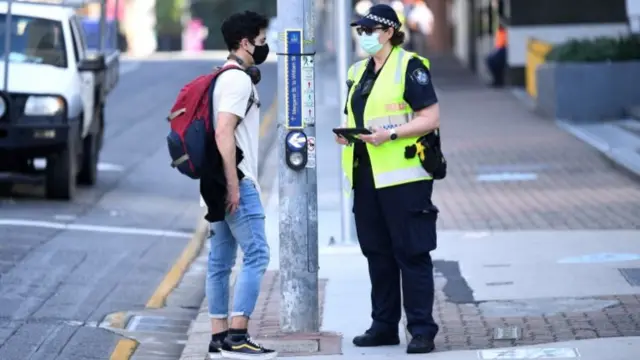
[476,172,538,182]
[108,219,208,359]
[98,163,124,172]
[558,253,640,264]
[478,347,580,359]
[0,219,192,238]
[145,219,208,308]
[109,338,138,360]
[259,95,278,138]
[33,159,123,172]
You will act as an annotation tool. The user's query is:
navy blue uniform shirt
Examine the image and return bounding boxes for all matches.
[344,56,438,163]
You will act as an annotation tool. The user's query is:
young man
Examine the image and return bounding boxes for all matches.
[200,10,276,360]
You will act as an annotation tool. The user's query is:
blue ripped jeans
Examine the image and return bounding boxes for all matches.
[206,178,270,319]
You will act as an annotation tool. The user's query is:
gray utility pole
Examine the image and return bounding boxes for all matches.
[336,0,354,244]
[276,0,320,333]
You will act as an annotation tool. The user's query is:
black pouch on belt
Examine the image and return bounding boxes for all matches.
[403,129,447,180]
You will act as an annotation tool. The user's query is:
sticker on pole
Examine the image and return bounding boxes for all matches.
[301,55,315,126]
[306,136,316,168]
[284,29,303,129]
[286,130,307,151]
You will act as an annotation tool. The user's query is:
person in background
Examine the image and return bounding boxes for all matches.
[403,0,433,55]
[335,3,441,355]
[486,23,507,87]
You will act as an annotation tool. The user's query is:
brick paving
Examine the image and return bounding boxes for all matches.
[416,277,640,351]
[432,87,640,230]
[248,271,342,356]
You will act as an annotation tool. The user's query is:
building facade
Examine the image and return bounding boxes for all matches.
[451,0,631,86]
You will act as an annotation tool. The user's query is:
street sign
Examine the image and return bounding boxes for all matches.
[284,29,303,129]
[286,130,307,150]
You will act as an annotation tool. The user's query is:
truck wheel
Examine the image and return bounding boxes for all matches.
[45,139,77,200]
[77,132,99,186]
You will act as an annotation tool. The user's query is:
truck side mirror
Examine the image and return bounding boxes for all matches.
[78,54,106,72]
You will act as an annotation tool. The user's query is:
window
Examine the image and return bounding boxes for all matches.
[0,14,67,68]
[69,20,80,62]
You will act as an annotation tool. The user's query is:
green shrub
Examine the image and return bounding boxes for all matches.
[155,0,185,35]
[545,34,640,62]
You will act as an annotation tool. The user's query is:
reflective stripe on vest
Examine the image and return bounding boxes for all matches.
[343,47,433,189]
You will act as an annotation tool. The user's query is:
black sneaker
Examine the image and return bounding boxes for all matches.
[208,338,223,359]
[220,335,278,359]
[406,334,435,354]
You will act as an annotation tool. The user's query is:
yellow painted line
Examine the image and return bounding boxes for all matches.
[146,219,209,308]
[109,218,209,360]
[109,338,138,360]
[259,95,278,138]
[109,87,277,360]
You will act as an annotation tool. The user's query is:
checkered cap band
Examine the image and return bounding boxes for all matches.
[365,13,400,29]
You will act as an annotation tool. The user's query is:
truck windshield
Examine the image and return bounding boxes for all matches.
[0,14,67,68]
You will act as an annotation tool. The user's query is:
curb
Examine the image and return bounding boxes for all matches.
[108,218,208,360]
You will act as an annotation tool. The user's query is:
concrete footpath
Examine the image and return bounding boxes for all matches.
[179,57,640,359]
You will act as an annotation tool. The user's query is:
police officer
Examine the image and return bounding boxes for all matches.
[334,4,441,354]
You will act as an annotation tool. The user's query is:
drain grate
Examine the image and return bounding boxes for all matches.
[619,268,640,286]
[492,326,521,340]
[126,315,191,334]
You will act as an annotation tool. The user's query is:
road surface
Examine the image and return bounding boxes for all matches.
[0,58,277,360]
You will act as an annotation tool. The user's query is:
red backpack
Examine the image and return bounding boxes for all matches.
[166,65,254,179]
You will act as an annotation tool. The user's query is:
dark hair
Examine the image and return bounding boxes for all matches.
[221,11,269,51]
[389,29,406,47]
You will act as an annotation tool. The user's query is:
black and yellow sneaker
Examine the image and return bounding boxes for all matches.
[220,335,278,359]
[208,337,224,359]
[208,331,227,359]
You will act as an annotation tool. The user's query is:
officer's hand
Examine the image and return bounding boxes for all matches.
[335,134,349,145]
[360,127,389,147]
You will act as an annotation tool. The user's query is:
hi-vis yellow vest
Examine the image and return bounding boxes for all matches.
[342,46,433,189]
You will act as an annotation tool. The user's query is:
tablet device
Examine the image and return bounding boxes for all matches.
[332,128,372,143]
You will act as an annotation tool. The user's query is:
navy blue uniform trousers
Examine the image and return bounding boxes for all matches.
[353,158,439,339]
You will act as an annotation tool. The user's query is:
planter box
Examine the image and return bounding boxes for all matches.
[536,61,640,121]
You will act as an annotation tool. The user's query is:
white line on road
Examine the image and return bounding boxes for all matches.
[0,219,192,238]
[33,159,123,172]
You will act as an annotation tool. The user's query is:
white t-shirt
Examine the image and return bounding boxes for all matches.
[212,61,261,190]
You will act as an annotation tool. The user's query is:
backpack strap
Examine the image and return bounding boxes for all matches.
[212,65,258,126]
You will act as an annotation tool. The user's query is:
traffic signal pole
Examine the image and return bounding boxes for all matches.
[276,0,320,332]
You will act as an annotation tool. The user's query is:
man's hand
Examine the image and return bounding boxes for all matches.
[360,127,391,146]
[225,184,240,214]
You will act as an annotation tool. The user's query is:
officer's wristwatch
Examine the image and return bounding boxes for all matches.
[389,128,398,141]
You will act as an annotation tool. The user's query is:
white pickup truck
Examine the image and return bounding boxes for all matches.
[0,0,119,200]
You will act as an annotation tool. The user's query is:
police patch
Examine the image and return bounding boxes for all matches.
[412,68,429,85]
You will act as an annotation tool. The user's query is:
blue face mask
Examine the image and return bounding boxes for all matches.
[358,33,383,55]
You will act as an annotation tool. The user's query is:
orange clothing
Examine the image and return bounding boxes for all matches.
[494,28,507,49]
